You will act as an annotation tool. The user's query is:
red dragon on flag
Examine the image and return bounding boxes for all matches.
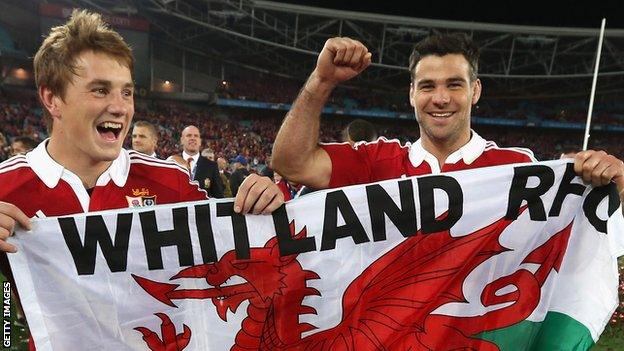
[133,207,573,350]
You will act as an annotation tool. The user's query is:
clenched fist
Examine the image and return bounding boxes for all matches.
[313,37,372,86]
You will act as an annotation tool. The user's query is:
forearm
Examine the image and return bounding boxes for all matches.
[272,72,335,179]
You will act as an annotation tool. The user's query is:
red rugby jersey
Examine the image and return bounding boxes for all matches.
[320,131,535,189]
[0,141,207,218]
[0,141,210,350]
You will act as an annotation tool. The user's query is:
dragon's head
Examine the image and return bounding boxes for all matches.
[134,222,318,322]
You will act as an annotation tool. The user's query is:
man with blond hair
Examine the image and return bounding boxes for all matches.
[0,10,283,349]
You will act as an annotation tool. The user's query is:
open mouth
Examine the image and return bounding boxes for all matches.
[96,121,123,141]
[429,112,454,118]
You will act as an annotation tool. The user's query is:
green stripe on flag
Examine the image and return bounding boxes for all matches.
[477,312,595,350]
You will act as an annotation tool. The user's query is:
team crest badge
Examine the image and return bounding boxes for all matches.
[143,196,157,206]
[126,195,157,208]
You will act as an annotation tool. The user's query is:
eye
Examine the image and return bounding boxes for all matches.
[448,83,463,89]
[418,85,434,91]
[122,88,134,98]
[92,87,108,96]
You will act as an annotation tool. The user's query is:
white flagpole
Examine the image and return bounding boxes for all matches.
[582,18,606,151]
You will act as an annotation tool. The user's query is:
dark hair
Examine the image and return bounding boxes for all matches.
[12,136,37,151]
[342,119,378,143]
[409,33,479,81]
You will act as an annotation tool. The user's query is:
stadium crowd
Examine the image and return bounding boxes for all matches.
[1,88,623,168]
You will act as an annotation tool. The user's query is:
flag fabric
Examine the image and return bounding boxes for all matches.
[8,160,624,351]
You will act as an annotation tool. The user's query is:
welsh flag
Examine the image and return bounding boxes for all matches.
[8,160,624,350]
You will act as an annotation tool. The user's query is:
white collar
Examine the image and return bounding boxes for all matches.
[182,151,199,163]
[26,139,131,189]
[408,130,487,169]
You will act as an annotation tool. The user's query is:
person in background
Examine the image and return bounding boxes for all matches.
[10,136,37,157]
[131,120,158,157]
[229,154,250,197]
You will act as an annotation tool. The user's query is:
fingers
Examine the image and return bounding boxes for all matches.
[329,37,370,69]
[0,202,31,231]
[233,174,285,215]
[0,235,17,253]
[0,202,30,253]
[233,174,258,213]
[574,150,624,187]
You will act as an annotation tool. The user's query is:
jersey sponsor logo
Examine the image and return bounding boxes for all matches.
[126,195,157,208]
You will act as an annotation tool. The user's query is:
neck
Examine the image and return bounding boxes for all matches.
[47,138,112,189]
[185,150,198,157]
[421,131,471,168]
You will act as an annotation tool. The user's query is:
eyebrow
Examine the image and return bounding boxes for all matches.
[416,76,467,87]
[86,79,135,89]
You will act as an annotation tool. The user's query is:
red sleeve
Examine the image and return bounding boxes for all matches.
[320,142,374,188]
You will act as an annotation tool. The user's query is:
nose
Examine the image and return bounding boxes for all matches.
[431,88,450,107]
[107,92,131,117]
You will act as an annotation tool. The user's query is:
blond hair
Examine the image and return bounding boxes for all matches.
[34,9,134,126]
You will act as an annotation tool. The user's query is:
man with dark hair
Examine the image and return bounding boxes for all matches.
[131,120,159,157]
[272,34,624,207]
[342,118,378,145]
[10,136,37,156]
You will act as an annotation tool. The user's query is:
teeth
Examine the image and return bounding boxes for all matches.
[216,296,227,300]
[431,112,453,117]
[100,122,122,129]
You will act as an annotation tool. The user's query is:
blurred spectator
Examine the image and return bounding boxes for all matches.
[131,120,159,157]
[202,147,216,161]
[217,157,232,198]
[342,119,378,145]
[10,136,37,156]
[229,154,249,197]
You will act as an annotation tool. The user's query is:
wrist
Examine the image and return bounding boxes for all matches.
[304,71,337,96]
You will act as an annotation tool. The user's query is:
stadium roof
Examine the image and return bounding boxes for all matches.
[52,0,624,98]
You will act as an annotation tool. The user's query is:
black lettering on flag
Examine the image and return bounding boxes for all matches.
[217,202,251,259]
[583,184,619,234]
[59,214,132,275]
[194,204,218,263]
[506,165,554,221]
[366,180,417,241]
[418,176,463,234]
[140,208,194,270]
[321,190,370,251]
[272,206,316,256]
[549,163,587,217]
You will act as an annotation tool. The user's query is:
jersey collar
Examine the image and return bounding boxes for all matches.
[409,130,487,169]
[27,139,131,188]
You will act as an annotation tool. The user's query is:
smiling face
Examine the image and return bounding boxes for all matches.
[410,54,481,153]
[44,50,134,169]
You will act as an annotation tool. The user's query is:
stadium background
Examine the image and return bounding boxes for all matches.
[0,0,623,349]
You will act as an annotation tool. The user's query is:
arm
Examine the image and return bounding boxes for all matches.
[272,37,372,189]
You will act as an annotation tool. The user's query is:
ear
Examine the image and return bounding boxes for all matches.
[409,81,416,108]
[471,78,482,105]
[39,86,62,119]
